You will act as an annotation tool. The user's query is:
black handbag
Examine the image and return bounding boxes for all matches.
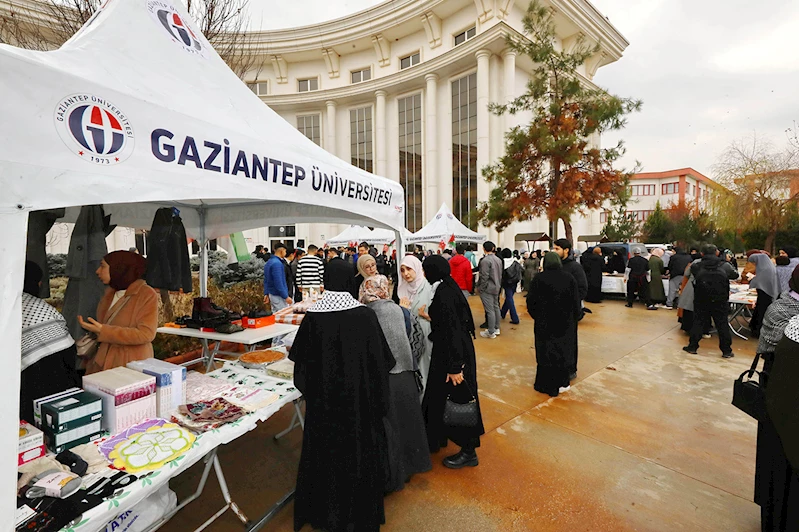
[443,379,480,429]
[732,353,766,421]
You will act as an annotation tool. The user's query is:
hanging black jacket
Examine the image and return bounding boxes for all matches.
[144,208,193,293]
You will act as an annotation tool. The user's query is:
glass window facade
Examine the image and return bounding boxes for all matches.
[247,81,268,95]
[297,114,321,145]
[298,78,319,92]
[454,26,476,46]
[400,52,420,70]
[398,94,423,232]
[452,73,478,229]
[350,106,373,173]
[351,68,372,83]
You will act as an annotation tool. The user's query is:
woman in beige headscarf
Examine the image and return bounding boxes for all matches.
[357,254,379,301]
[648,248,667,309]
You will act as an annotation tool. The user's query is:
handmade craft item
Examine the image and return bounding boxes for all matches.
[239,348,285,368]
[107,422,194,473]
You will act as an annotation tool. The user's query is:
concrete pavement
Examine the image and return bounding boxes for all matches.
[162,295,761,532]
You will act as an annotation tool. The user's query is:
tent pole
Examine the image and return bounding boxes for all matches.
[199,206,208,298]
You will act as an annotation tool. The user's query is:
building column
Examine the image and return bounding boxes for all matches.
[502,48,516,135]
[425,73,440,222]
[325,100,339,238]
[476,49,492,240]
[375,90,387,177]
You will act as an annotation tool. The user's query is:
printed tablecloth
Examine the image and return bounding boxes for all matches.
[273,306,305,326]
[58,361,300,532]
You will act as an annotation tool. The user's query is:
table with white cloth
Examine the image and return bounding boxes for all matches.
[156,324,299,370]
[58,359,303,532]
[728,285,757,340]
[600,274,669,296]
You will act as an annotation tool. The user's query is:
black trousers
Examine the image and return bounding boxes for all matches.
[687,301,732,354]
[627,275,650,306]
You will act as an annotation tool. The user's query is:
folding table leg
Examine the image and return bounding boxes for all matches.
[274,399,304,440]
[205,341,222,372]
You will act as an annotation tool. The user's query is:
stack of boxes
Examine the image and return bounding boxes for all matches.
[83,368,156,434]
[34,389,104,453]
[18,421,45,465]
[126,359,187,418]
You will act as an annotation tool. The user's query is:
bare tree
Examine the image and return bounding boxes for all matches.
[0,0,259,77]
[713,134,799,253]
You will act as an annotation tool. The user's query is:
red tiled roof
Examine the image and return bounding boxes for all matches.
[632,167,720,187]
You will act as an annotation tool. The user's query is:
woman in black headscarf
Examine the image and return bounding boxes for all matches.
[289,258,395,532]
[421,255,485,469]
[527,253,581,397]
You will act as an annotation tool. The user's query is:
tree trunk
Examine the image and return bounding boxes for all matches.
[561,217,574,244]
[160,288,173,323]
[549,219,558,241]
[764,229,777,257]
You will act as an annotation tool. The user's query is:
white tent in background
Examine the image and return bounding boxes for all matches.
[326,225,411,247]
[407,203,487,245]
[0,0,406,522]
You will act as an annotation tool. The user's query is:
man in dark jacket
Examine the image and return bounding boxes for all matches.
[683,245,739,358]
[553,238,586,379]
[625,249,651,308]
[666,247,692,309]
[553,239,588,302]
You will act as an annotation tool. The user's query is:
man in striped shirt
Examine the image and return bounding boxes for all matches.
[297,244,325,292]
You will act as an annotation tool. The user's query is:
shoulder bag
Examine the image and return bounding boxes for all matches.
[443,376,480,429]
[732,353,766,421]
[76,298,130,360]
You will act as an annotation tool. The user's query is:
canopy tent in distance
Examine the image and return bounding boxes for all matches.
[406,203,487,245]
[0,0,407,523]
[326,225,413,247]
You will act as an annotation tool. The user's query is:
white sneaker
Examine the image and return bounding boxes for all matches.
[480,330,496,339]
[702,333,712,339]
[559,386,571,394]
[494,329,500,336]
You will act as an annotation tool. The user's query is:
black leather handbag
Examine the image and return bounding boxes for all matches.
[443,379,480,429]
[732,353,766,421]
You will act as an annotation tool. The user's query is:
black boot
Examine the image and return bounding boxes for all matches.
[192,297,224,320]
[443,449,478,469]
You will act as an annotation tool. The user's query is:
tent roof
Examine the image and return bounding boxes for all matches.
[577,234,609,243]
[0,0,406,238]
[326,225,411,246]
[515,232,552,242]
[407,204,486,244]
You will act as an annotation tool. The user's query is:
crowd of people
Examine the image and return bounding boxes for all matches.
[19,235,799,531]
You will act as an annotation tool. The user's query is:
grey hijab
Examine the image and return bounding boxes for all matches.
[367,299,415,374]
[749,253,781,299]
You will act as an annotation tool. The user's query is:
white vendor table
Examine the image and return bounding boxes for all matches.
[601,274,669,295]
[157,324,299,371]
[61,360,304,532]
[728,289,757,340]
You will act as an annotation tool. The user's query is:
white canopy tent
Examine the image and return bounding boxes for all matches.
[406,203,487,245]
[0,0,406,522]
[326,225,412,247]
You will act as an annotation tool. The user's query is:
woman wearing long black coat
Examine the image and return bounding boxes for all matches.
[581,247,605,303]
[527,252,581,397]
[421,255,485,469]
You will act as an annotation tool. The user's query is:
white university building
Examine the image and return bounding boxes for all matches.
[45,0,629,254]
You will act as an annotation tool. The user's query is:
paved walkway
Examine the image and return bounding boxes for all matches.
[163,295,761,531]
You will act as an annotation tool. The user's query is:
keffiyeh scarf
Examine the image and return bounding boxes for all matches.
[21,293,74,371]
[307,290,364,313]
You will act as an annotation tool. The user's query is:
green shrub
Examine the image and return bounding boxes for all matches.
[47,254,67,278]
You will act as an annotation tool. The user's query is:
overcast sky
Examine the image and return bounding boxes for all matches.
[247,0,799,178]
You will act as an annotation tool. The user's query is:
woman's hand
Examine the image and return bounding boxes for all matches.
[418,304,430,321]
[78,315,103,334]
[399,297,412,309]
[446,372,464,385]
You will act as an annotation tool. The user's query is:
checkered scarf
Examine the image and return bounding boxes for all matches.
[21,293,74,371]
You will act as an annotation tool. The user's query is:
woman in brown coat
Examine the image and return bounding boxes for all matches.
[79,251,158,373]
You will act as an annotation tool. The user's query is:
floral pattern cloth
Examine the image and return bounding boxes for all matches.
[107,423,194,473]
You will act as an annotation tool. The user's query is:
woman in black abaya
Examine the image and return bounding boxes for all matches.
[421,255,485,469]
[527,252,581,397]
[289,258,395,532]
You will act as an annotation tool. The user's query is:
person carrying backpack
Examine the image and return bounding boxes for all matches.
[500,249,522,325]
[683,244,740,358]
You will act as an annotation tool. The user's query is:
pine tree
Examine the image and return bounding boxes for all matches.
[478,0,642,241]
[602,179,639,242]
[641,201,673,243]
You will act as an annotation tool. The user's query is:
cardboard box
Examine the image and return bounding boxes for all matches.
[83,367,156,406]
[41,392,102,433]
[48,431,104,454]
[127,359,187,418]
[243,315,275,328]
[43,411,103,434]
[19,421,45,466]
[43,420,103,452]
[33,388,81,428]
[89,390,156,434]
